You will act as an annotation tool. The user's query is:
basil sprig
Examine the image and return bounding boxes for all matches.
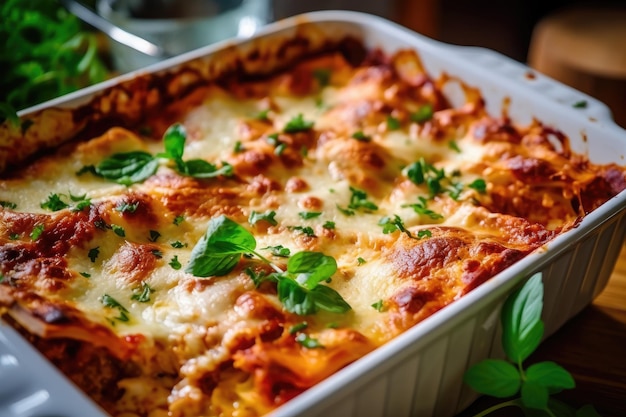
[186,215,351,315]
[82,123,232,185]
[464,273,600,416]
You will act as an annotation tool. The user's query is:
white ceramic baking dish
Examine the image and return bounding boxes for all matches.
[1,10,625,417]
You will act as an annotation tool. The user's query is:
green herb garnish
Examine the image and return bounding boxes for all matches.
[249,210,278,226]
[386,115,401,130]
[347,186,378,212]
[463,274,599,416]
[111,224,125,237]
[261,245,291,258]
[299,211,322,220]
[351,131,371,142]
[0,200,17,209]
[40,193,69,211]
[169,255,182,270]
[30,224,44,240]
[402,197,443,220]
[371,300,384,312]
[116,201,139,213]
[410,103,434,123]
[284,113,314,133]
[131,281,155,303]
[186,215,351,315]
[101,294,130,322]
[88,247,99,262]
[1,0,107,111]
[312,68,331,87]
[295,332,324,349]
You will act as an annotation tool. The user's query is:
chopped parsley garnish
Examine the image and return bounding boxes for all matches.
[336,204,355,216]
[469,178,487,194]
[410,103,434,123]
[116,201,138,213]
[351,131,371,142]
[402,197,443,220]
[171,241,187,248]
[284,113,314,133]
[295,333,324,349]
[149,230,161,242]
[323,221,336,230]
[449,140,462,153]
[173,215,185,225]
[151,249,163,259]
[386,115,401,130]
[88,247,100,262]
[9,233,19,240]
[254,109,270,121]
[347,186,378,212]
[186,216,350,315]
[131,281,155,302]
[299,211,322,220]
[378,215,424,240]
[357,257,366,265]
[573,100,588,109]
[30,224,44,240]
[371,299,384,312]
[169,255,182,270]
[290,225,316,237]
[79,272,91,278]
[71,198,92,212]
[417,229,432,239]
[40,193,69,211]
[249,210,278,226]
[233,141,244,153]
[0,200,17,209]
[111,224,125,237]
[404,158,445,197]
[101,294,130,322]
[289,322,309,334]
[261,245,291,258]
[312,68,331,87]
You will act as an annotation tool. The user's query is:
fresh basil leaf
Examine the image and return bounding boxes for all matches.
[182,159,233,178]
[525,361,575,393]
[521,380,550,410]
[249,210,278,226]
[278,278,317,315]
[288,251,337,289]
[186,215,256,277]
[309,285,351,313]
[160,123,186,161]
[502,273,545,363]
[463,359,521,398]
[95,151,158,185]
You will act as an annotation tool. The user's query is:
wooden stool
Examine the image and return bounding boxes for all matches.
[528,6,626,127]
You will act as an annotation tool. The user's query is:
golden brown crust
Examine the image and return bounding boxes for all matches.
[0,37,624,417]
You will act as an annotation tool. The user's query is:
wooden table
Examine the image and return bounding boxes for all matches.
[459,242,626,417]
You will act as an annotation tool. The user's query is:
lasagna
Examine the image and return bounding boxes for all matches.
[0,35,625,417]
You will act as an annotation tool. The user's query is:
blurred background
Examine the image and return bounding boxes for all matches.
[3,0,625,125]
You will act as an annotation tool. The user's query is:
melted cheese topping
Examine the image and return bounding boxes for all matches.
[1,48,625,417]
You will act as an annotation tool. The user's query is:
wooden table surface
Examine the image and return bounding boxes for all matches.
[459,242,626,417]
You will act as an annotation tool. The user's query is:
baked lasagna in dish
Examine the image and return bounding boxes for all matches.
[0,33,625,417]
